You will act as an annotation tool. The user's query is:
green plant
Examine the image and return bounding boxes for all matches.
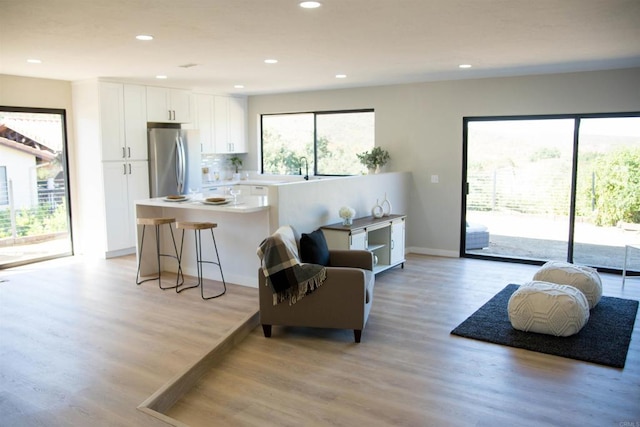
[592,147,640,226]
[0,202,68,239]
[356,147,390,170]
[229,156,243,173]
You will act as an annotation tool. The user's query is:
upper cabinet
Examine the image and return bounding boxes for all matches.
[123,85,148,159]
[100,82,147,161]
[193,93,248,154]
[146,86,192,123]
[194,93,215,153]
[227,96,248,153]
[214,95,248,154]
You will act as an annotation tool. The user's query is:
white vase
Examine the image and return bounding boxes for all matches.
[371,199,384,218]
[381,193,392,216]
[342,217,353,226]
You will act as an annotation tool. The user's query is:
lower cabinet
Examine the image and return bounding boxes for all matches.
[321,214,406,274]
[390,218,406,266]
[350,230,367,250]
[102,160,149,256]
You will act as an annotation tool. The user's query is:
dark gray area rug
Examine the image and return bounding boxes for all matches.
[451,284,639,368]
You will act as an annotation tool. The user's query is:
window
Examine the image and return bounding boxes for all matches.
[261,110,375,176]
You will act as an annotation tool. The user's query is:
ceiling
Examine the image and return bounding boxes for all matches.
[2,0,640,96]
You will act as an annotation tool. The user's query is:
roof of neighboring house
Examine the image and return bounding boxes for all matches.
[0,123,57,162]
[0,136,57,161]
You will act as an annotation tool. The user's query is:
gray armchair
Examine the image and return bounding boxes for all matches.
[258,226,375,343]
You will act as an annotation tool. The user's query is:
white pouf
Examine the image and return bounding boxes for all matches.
[508,281,590,337]
[533,261,602,309]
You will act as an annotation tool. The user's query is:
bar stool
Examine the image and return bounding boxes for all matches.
[176,221,227,299]
[136,217,183,290]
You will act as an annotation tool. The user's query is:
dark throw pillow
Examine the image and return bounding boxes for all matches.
[300,229,330,266]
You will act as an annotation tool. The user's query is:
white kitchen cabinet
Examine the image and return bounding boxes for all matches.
[321,214,406,274]
[123,85,148,159]
[194,94,248,154]
[214,95,247,153]
[99,83,147,161]
[213,96,229,152]
[233,184,266,196]
[102,161,149,253]
[227,96,247,153]
[146,86,192,123]
[194,93,214,153]
[72,79,150,258]
[247,185,268,196]
[99,83,124,161]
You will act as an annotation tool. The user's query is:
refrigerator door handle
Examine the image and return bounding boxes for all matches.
[176,136,186,194]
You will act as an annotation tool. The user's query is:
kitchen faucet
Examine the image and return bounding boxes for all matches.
[299,157,309,180]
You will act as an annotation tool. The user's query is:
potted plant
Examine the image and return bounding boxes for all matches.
[229,156,243,181]
[357,146,390,174]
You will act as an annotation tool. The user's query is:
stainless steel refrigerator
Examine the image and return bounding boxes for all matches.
[148,128,201,197]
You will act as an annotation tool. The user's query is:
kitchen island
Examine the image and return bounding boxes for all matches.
[135,195,270,288]
[134,171,412,289]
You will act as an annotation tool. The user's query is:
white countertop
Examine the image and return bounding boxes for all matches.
[202,180,285,187]
[135,195,269,213]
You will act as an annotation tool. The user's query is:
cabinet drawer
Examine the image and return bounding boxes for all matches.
[250,185,268,196]
[203,186,224,193]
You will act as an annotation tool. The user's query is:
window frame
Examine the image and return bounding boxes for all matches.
[0,105,74,267]
[461,110,640,274]
[260,108,375,177]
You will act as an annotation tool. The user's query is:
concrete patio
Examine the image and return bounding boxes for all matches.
[466,211,640,272]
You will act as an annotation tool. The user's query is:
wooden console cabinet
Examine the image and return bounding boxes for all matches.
[321,214,406,274]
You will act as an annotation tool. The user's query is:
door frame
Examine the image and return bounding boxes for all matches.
[461,111,640,274]
[0,105,74,268]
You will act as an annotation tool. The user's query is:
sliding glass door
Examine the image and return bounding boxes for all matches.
[573,117,640,269]
[0,108,73,268]
[463,113,640,272]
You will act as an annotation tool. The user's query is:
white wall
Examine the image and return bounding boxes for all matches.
[247,68,640,256]
[271,172,411,235]
[0,147,37,209]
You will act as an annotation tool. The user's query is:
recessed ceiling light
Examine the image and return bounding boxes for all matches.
[155,75,168,79]
[459,64,472,69]
[234,84,245,89]
[136,34,154,41]
[335,74,347,79]
[27,59,42,64]
[264,59,278,64]
[300,1,321,8]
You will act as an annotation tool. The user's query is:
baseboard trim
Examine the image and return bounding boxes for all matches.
[407,247,459,258]
[105,247,135,259]
[137,310,260,425]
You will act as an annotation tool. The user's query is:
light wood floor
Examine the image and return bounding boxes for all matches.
[1,254,639,426]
